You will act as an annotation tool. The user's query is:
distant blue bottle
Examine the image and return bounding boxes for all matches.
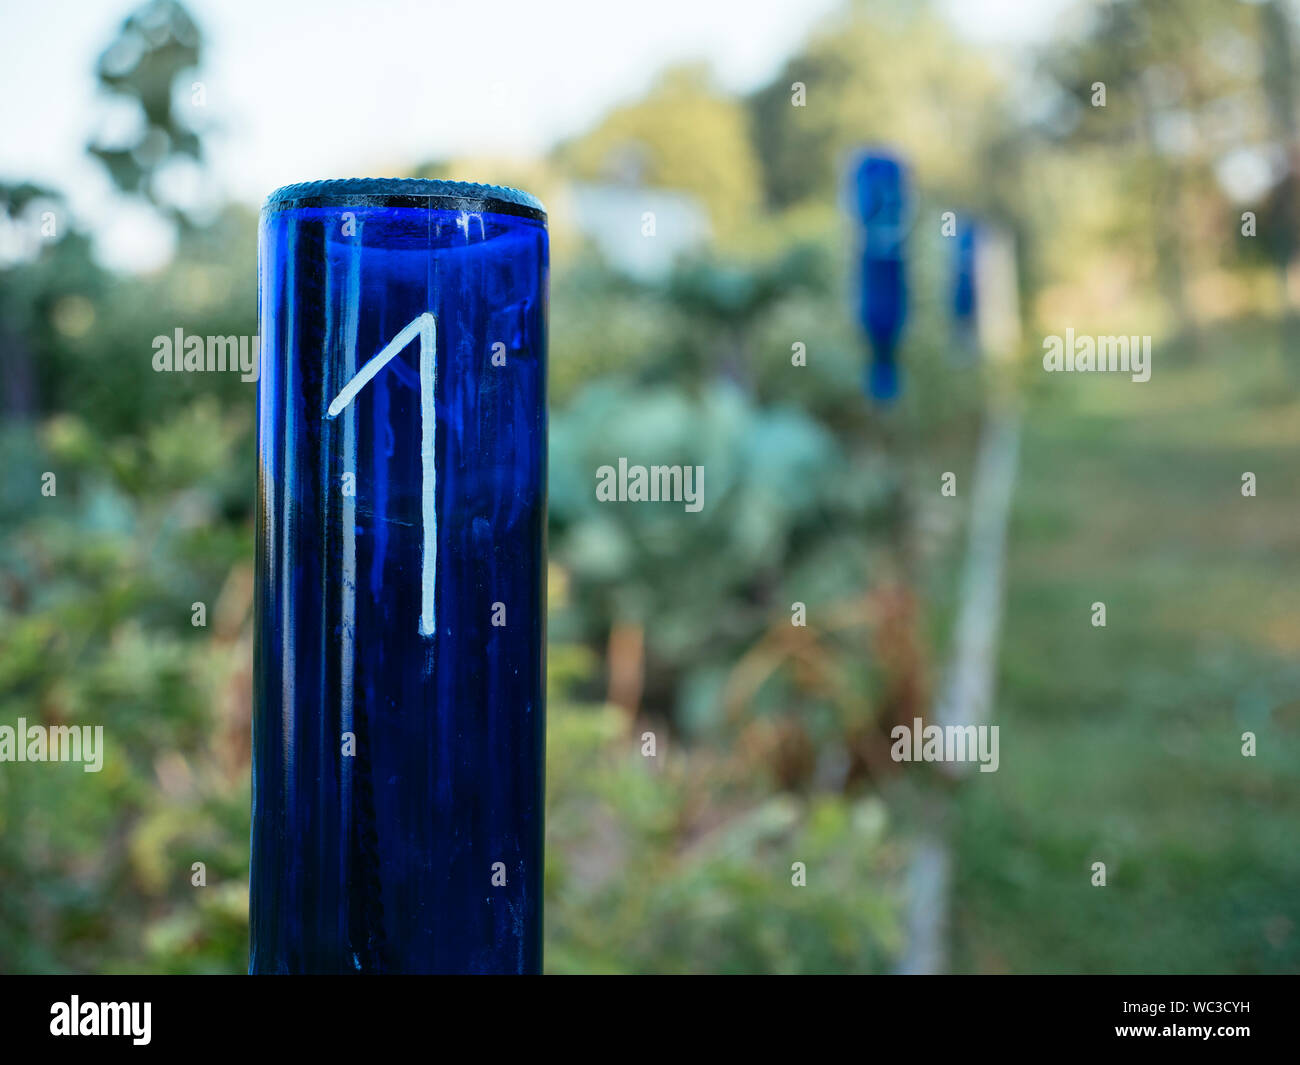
[950,220,979,358]
[252,179,548,974]
[849,153,909,402]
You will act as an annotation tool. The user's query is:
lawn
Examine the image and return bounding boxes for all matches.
[950,320,1300,974]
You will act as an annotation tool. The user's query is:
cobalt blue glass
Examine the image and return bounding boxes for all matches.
[252,179,548,974]
[849,153,909,401]
[950,220,978,356]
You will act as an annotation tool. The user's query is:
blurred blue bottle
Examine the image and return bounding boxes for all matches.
[950,219,979,359]
[252,179,548,974]
[849,153,909,401]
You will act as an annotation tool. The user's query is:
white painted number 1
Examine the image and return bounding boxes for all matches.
[326,312,437,636]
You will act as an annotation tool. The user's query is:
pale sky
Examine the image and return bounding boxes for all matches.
[0,0,1069,270]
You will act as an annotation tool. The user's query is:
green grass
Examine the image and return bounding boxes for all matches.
[950,323,1300,974]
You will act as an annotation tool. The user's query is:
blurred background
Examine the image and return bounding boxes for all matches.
[1,0,1298,973]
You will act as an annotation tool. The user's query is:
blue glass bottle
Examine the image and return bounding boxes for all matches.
[849,152,909,402]
[950,220,979,358]
[251,179,548,974]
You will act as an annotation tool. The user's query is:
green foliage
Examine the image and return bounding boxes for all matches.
[550,378,884,720]
[0,399,252,973]
[544,699,903,973]
[555,64,764,243]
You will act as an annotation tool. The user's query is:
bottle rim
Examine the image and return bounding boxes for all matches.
[264,178,546,223]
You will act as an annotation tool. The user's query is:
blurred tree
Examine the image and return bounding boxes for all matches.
[1035,0,1263,332]
[746,0,1012,216]
[87,0,204,227]
[0,182,96,421]
[554,64,763,243]
[1256,0,1300,349]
